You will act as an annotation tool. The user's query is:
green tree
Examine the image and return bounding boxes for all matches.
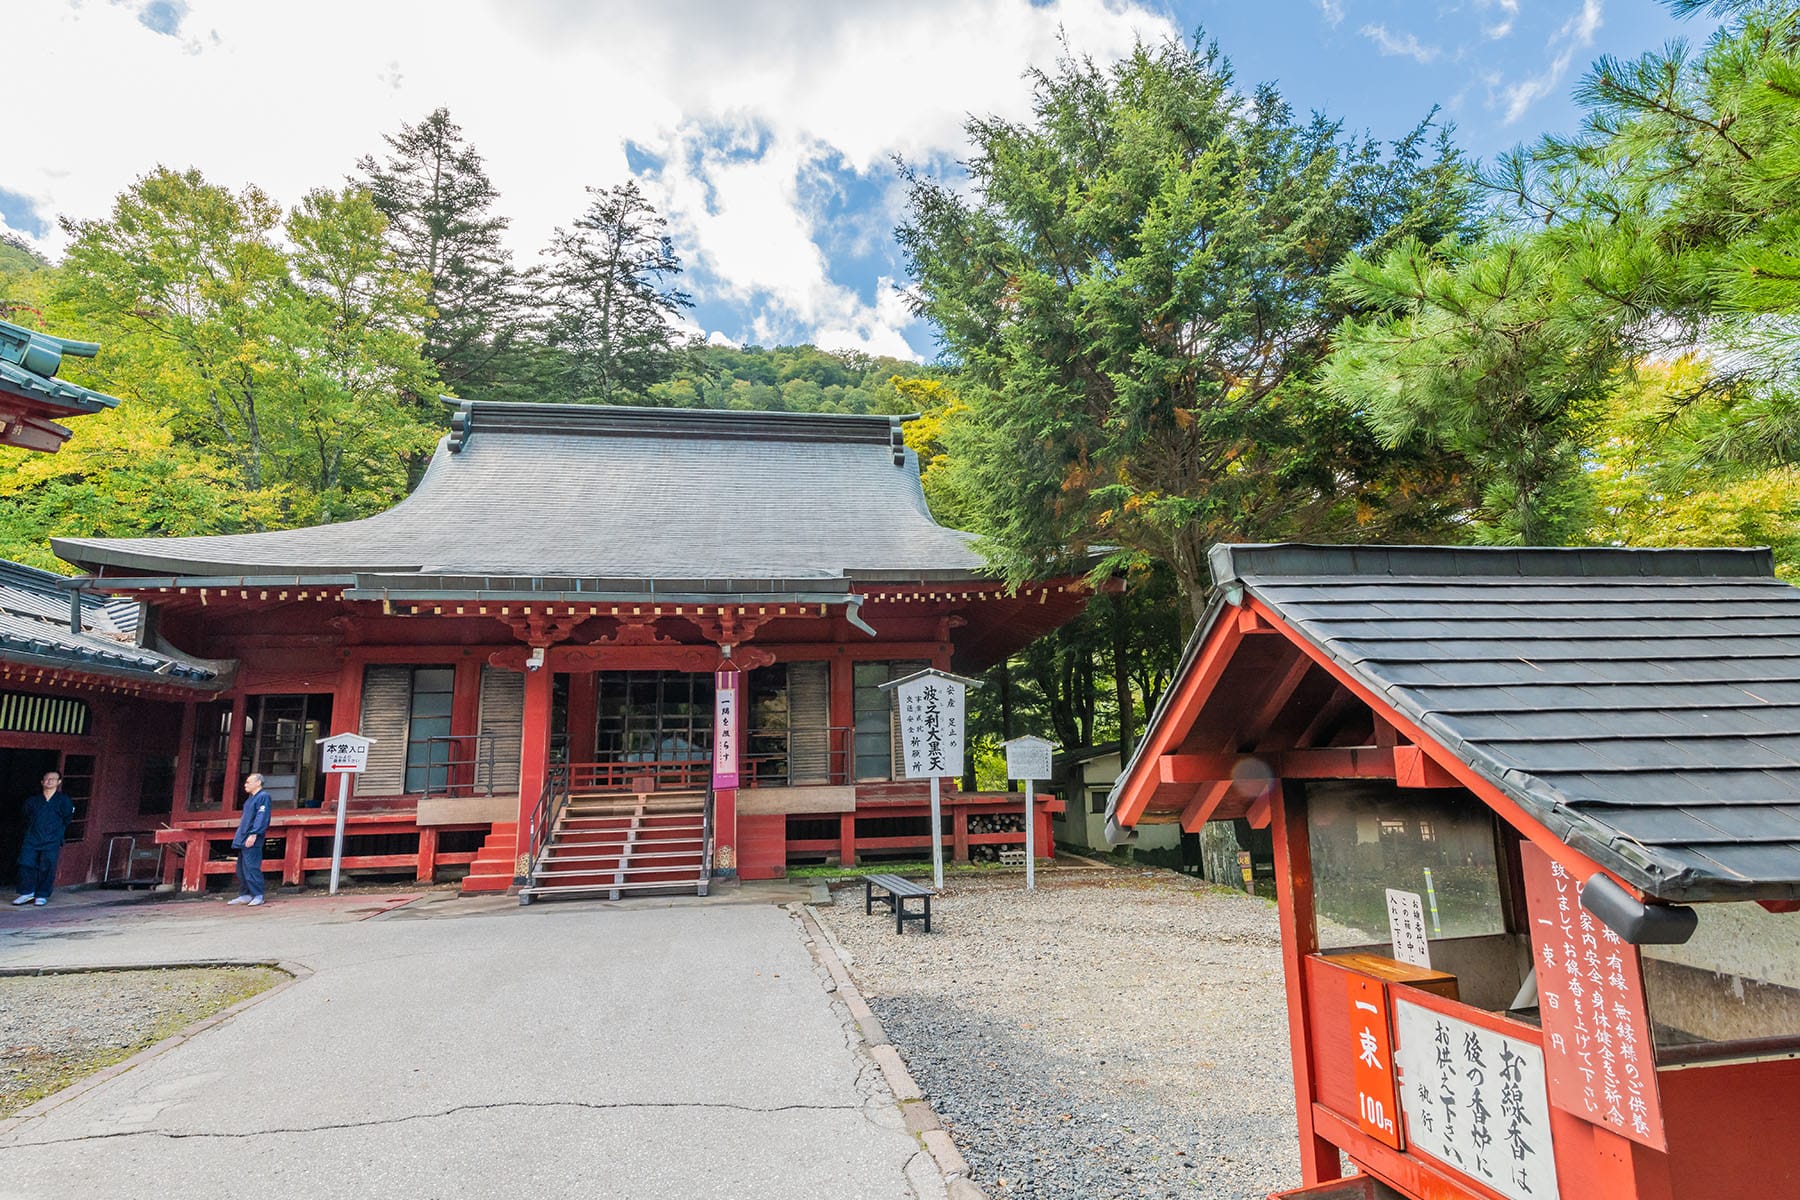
[1487,2,1800,470]
[1322,236,1619,543]
[899,37,1474,617]
[56,168,296,497]
[285,186,442,520]
[356,108,529,399]
[46,168,438,530]
[0,401,279,570]
[542,181,693,404]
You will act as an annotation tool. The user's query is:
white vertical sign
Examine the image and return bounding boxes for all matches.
[882,669,982,891]
[713,670,739,789]
[1393,999,1560,1200]
[895,673,966,780]
[1387,888,1432,968]
[1003,735,1056,893]
[317,733,374,895]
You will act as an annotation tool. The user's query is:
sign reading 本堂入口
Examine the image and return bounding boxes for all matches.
[1393,998,1560,1200]
[895,672,967,780]
[318,733,373,774]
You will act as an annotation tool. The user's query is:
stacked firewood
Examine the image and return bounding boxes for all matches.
[966,813,1026,862]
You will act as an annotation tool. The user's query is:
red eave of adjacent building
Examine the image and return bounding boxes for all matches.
[1107,593,1614,892]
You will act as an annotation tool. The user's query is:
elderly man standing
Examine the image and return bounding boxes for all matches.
[229,773,273,907]
[11,770,75,907]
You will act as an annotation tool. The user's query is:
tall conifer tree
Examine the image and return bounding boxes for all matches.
[355,108,526,399]
[543,181,693,404]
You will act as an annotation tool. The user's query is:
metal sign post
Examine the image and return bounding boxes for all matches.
[881,669,983,891]
[1002,735,1056,892]
[317,733,373,895]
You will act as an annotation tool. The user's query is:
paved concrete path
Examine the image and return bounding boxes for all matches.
[0,888,938,1200]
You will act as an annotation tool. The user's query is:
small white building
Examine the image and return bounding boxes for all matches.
[1052,743,1183,859]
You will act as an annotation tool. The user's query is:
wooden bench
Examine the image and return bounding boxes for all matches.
[863,873,933,934]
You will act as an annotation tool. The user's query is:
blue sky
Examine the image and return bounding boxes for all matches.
[7,2,1704,363]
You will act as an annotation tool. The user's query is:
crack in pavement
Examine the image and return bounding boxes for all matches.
[2,1098,864,1149]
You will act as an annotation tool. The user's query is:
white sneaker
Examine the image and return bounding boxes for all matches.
[247,897,264,907]
[227,895,250,905]
[10,894,34,906]
[33,897,47,906]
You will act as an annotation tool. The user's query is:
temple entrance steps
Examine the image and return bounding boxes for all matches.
[519,790,710,904]
[459,822,518,894]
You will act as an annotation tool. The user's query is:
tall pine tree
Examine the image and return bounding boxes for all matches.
[355,108,527,399]
[543,181,693,404]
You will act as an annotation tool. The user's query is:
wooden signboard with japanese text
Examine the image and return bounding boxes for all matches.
[1393,998,1560,1200]
[1519,842,1666,1151]
[713,670,739,790]
[1346,973,1404,1150]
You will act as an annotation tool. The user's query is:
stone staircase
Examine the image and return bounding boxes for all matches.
[518,790,709,904]
[459,822,518,894]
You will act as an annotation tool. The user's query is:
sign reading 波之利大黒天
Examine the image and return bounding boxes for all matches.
[888,669,975,780]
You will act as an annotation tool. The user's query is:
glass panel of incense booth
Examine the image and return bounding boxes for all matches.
[1307,780,1530,1014]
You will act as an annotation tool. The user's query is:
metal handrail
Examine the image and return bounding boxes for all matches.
[700,781,715,894]
[420,731,501,798]
[524,764,569,886]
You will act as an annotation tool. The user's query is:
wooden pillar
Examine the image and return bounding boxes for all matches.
[451,659,482,793]
[514,662,555,880]
[951,799,970,862]
[170,699,198,822]
[181,831,207,891]
[221,693,248,810]
[1269,780,1340,1185]
[1035,804,1054,861]
[416,827,439,883]
[566,671,599,765]
[283,823,306,886]
[828,655,854,785]
[839,812,857,866]
[710,669,746,876]
[332,657,364,801]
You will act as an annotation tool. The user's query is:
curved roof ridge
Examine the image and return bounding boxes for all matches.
[441,397,914,455]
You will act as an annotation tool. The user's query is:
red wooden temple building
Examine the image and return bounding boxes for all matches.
[48,401,1086,899]
[2,319,227,890]
[1107,543,1800,1200]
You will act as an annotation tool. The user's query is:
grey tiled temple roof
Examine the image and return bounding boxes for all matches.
[1212,543,1800,902]
[0,560,218,687]
[55,402,992,597]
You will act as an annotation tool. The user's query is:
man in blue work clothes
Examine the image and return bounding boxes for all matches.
[11,770,75,907]
[229,773,273,907]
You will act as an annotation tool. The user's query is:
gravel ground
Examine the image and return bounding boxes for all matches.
[817,868,1299,1200]
[0,966,287,1116]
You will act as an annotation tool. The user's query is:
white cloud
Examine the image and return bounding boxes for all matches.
[1318,0,1345,28]
[11,0,1176,358]
[1499,0,1604,122]
[1361,23,1441,64]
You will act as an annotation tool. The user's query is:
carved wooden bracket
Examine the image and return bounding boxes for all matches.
[500,613,586,648]
[693,609,774,646]
[600,617,678,647]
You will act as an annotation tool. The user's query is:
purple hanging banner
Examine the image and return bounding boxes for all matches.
[713,670,740,789]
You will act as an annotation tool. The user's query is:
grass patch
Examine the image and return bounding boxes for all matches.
[0,965,287,1117]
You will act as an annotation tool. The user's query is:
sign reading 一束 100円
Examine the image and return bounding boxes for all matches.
[1347,973,1404,1151]
[1393,998,1560,1200]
